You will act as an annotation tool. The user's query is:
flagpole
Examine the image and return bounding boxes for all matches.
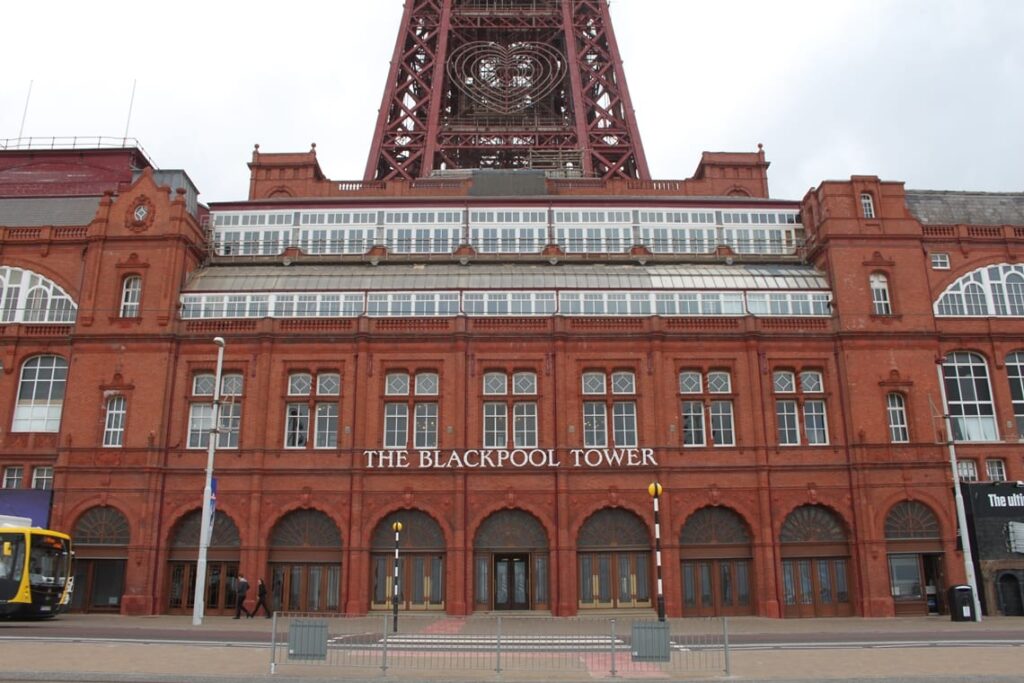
[193,337,225,626]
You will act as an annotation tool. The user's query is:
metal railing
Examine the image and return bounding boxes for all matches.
[0,135,152,159]
[269,612,729,679]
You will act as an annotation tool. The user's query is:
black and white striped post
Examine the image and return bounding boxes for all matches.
[391,521,403,633]
[648,482,665,622]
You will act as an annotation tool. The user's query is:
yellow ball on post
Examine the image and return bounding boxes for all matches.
[647,482,663,498]
[392,521,403,533]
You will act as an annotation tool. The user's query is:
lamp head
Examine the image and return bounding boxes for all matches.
[392,521,403,533]
[648,482,663,498]
[213,337,226,347]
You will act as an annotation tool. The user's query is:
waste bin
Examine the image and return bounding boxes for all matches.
[948,585,975,622]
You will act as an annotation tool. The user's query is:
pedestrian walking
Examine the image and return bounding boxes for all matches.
[233,575,251,619]
[250,577,272,618]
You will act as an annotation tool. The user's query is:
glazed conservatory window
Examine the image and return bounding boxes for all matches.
[0,267,77,324]
[12,356,67,432]
[463,292,557,316]
[936,264,1024,317]
[887,393,909,443]
[942,352,998,441]
[861,193,876,219]
[120,276,142,317]
[870,274,892,315]
[746,292,831,317]
[103,395,127,447]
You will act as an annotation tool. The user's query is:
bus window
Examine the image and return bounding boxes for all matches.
[29,535,69,586]
[0,533,26,600]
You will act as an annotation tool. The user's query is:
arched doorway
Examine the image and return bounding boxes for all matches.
[166,510,241,616]
[884,500,945,615]
[71,506,129,613]
[370,510,446,611]
[779,505,852,617]
[680,507,754,616]
[577,508,652,610]
[998,573,1023,616]
[473,509,549,611]
[268,509,342,613]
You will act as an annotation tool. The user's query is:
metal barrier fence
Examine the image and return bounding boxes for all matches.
[269,612,729,679]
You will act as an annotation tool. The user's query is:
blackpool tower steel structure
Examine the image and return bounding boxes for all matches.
[365,0,650,181]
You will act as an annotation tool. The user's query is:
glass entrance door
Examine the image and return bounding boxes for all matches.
[578,551,651,609]
[682,559,752,616]
[166,561,238,615]
[69,559,126,613]
[493,554,529,610]
[371,553,444,610]
[270,563,341,613]
[782,558,851,617]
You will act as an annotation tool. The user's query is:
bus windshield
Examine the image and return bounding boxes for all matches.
[28,534,69,587]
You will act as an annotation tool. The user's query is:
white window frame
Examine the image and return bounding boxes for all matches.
[384,403,408,448]
[930,253,950,270]
[284,403,309,448]
[957,459,979,482]
[315,403,338,449]
[861,193,876,219]
[986,459,1007,482]
[103,395,127,448]
[942,352,998,442]
[31,466,54,490]
[887,393,909,443]
[3,466,24,489]
[870,273,892,315]
[513,402,538,448]
[12,356,68,433]
[120,275,142,318]
[484,402,508,448]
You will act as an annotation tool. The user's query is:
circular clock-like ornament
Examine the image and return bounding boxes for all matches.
[126,196,155,232]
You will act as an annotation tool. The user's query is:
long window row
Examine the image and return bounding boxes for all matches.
[180,290,832,320]
[210,208,801,257]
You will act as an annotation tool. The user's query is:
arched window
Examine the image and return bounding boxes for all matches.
[103,396,127,447]
[887,393,909,443]
[120,276,142,317]
[870,273,892,315]
[1006,352,1024,436]
[860,193,876,219]
[936,263,1024,317]
[0,267,77,324]
[942,352,997,441]
[12,356,68,432]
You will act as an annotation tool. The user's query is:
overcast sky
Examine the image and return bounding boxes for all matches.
[1,0,1021,203]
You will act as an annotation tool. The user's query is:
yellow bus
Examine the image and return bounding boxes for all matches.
[0,516,73,618]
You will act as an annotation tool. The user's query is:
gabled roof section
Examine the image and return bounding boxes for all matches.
[906,190,1024,226]
[0,196,101,227]
[184,263,829,293]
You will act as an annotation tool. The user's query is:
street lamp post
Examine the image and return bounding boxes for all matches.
[392,521,403,633]
[647,482,665,622]
[935,359,983,622]
[192,337,226,626]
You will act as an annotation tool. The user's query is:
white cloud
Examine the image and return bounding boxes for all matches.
[2,0,1021,202]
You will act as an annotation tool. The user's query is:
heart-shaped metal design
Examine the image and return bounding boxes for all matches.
[448,41,566,115]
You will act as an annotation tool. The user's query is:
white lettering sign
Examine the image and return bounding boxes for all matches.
[987,492,1024,508]
[364,448,658,470]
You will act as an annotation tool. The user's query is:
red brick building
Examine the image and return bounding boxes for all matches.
[2,1,1023,619]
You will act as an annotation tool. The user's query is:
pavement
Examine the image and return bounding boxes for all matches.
[0,613,1022,683]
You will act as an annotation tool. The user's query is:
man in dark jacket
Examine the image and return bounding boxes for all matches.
[250,578,272,618]
[233,575,251,619]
